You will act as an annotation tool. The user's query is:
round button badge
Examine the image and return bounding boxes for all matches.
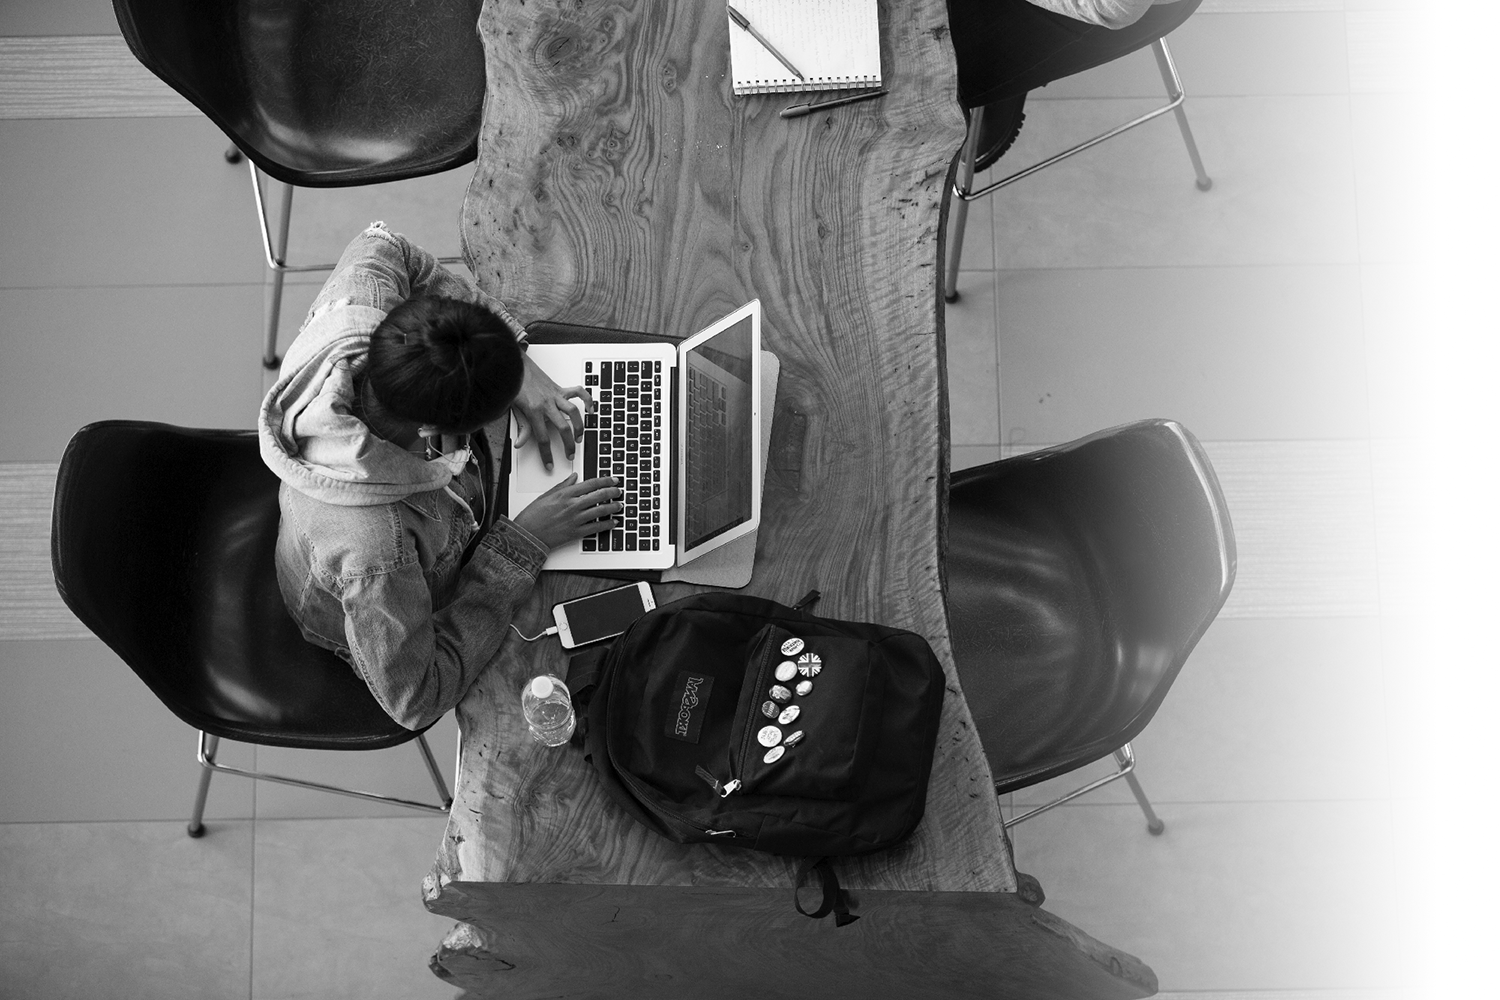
[795,679,814,696]
[784,730,805,747]
[761,700,779,719]
[763,745,785,764]
[757,725,783,748]
[774,661,798,683]
[780,637,805,657]
[769,684,793,703]
[777,705,800,725]
[796,652,822,677]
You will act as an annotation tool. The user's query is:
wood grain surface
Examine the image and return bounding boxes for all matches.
[432,0,1015,896]
[424,882,1157,1000]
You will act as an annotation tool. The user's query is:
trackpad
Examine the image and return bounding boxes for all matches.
[512,417,576,494]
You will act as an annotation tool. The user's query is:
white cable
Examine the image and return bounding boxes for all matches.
[509,624,559,642]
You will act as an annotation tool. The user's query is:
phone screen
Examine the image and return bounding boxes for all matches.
[558,584,650,646]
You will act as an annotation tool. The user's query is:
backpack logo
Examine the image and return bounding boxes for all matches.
[664,670,714,744]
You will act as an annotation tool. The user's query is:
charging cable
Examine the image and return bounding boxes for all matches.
[510,624,559,642]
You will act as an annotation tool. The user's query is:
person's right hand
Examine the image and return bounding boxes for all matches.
[511,474,622,550]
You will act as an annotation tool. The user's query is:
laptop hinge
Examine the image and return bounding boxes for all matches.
[668,362,679,546]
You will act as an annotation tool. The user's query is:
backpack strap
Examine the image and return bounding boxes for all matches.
[793,858,860,927]
[567,644,613,747]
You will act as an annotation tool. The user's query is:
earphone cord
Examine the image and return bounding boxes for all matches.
[510,624,559,642]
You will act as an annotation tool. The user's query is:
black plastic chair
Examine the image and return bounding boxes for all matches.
[51,421,452,837]
[945,420,1235,833]
[943,1,1212,301]
[112,0,486,368]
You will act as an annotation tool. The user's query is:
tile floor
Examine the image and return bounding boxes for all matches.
[0,2,1457,997]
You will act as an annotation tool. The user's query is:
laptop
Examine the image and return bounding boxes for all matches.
[508,300,763,571]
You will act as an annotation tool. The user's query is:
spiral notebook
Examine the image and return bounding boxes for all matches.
[728,0,882,96]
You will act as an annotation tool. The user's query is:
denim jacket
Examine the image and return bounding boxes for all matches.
[258,224,544,731]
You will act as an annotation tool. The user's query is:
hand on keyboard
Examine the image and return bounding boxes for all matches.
[512,474,623,550]
[512,354,595,472]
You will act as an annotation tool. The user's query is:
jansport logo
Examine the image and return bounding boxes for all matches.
[664,670,714,744]
[675,676,703,736]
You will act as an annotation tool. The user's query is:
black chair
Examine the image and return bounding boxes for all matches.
[945,420,1235,833]
[943,1,1212,301]
[112,0,486,368]
[51,421,452,837]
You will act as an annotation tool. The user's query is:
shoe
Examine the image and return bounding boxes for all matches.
[972,93,1028,172]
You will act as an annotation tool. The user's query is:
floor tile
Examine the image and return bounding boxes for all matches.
[1038,12,1352,100]
[0,118,263,289]
[1008,799,1407,991]
[0,820,253,1000]
[1349,93,1426,265]
[989,96,1359,270]
[1008,616,1393,807]
[994,265,1368,445]
[0,0,122,36]
[0,283,265,463]
[257,166,475,273]
[253,715,459,820]
[1205,439,1381,619]
[950,444,1001,471]
[942,272,1001,446]
[0,638,256,823]
[251,817,460,1000]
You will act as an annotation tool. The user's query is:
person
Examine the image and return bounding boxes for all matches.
[258,222,620,730]
[947,0,1203,170]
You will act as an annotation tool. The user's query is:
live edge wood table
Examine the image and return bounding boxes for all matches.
[423,0,1155,997]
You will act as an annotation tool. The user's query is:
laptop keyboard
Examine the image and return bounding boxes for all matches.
[581,359,664,552]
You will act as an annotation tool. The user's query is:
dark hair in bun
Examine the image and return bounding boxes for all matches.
[365,295,524,431]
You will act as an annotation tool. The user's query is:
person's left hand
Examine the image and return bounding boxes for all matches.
[511,352,595,472]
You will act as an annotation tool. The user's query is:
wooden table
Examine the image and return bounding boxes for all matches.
[423,0,1156,995]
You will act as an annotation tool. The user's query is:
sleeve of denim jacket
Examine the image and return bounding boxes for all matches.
[1022,0,1157,28]
[336,518,548,731]
[306,223,529,340]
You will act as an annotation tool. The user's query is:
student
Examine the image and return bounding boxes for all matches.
[948,0,1202,169]
[258,222,620,730]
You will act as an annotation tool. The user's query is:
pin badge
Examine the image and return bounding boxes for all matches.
[795,679,813,696]
[796,652,822,677]
[780,637,805,656]
[774,661,798,683]
[769,684,793,703]
[778,705,800,725]
[784,730,805,747]
[757,725,783,747]
[763,745,785,764]
[761,700,780,718]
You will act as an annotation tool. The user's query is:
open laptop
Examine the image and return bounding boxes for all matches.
[508,300,763,571]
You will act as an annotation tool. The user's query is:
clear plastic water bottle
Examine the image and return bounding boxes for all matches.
[521,674,575,746]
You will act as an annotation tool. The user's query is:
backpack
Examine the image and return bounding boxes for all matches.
[568,591,947,862]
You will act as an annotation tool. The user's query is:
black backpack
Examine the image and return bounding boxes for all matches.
[568,592,947,861]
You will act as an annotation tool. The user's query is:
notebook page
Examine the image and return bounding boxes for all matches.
[728,0,881,96]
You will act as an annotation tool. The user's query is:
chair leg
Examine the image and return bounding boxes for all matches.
[416,733,454,811]
[259,179,294,370]
[1151,38,1212,192]
[944,105,986,303]
[187,731,220,838]
[1115,746,1166,835]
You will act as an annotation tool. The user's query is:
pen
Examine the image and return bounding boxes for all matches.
[727,4,805,82]
[780,89,888,119]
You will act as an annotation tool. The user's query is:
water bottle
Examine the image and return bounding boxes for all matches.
[521,674,576,746]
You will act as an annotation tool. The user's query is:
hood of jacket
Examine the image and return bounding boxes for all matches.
[258,298,458,507]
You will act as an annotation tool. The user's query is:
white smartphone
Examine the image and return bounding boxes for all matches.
[553,581,656,649]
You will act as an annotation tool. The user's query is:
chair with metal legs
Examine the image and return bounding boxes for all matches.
[944,420,1236,834]
[112,0,486,368]
[945,35,1212,302]
[51,421,454,838]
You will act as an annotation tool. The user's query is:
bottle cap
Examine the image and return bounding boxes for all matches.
[529,676,554,699]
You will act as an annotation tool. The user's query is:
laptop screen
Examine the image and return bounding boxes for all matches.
[682,313,756,550]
